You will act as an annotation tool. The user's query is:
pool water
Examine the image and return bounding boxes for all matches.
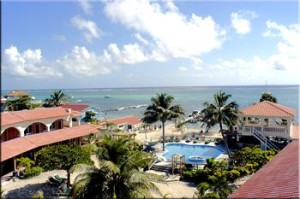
[163,143,224,164]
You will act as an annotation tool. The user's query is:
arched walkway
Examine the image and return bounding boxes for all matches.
[50,119,64,131]
[1,127,20,142]
[24,122,47,136]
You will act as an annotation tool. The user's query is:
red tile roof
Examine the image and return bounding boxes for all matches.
[108,116,141,126]
[61,104,90,112]
[240,101,296,117]
[1,125,98,161]
[228,141,299,199]
[1,107,81,126]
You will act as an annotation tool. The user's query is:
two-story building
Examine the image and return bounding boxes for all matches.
[1,107,99,176]
[237,101,297,149]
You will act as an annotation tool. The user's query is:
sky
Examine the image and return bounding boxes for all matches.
[2,0,300,90]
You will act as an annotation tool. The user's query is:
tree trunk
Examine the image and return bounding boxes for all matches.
[162,122,165,151]
[219,123,230,158]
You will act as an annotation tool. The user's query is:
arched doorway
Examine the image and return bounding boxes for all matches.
[24,122,47,136]
[1,127,20,142]
[50,119,64,131]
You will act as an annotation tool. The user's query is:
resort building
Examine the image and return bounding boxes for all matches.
[236,101,297,149]
[61,104,105,122]
[106,116,142,132]
[1,107,99,176]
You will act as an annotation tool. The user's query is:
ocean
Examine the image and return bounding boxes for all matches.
[4,85,299,122]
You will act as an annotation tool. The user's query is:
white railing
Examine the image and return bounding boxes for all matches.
[239,125,288,135]
[252,129,279,150]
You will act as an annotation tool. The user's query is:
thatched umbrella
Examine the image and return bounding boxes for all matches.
[5,90,30,98]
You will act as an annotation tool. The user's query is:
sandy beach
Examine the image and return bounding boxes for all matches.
[134,123,222,143]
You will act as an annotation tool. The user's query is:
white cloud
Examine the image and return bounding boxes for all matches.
[263,20,300,72]
[3,45,62,78]
[71,16,100,43]
[104,0,225,59]
[179,66,188,71]
[230,12,252,34]
[207,20,300,84]
[59,46,112,76]
[191,58,203,70]
[78,0,93,15]
[134,33,149,45]
[106,43,148,64]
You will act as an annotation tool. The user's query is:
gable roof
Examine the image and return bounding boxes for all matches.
[108,116,141,126]
[61,104,90,112]
[1,107,81,126]
[228,141,299,199]
[240,101,296,117]
[1,124,98,161]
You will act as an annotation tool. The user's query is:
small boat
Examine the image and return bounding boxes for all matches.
[104,95,110,98]
[188,156,204,161]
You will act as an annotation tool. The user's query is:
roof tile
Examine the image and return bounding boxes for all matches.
[228,141,299,198]
[240,101,296,117]
[1,125,98,161]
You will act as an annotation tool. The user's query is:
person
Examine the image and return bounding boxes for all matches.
[59,179,68,193]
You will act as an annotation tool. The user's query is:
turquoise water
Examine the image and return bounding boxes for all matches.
[163,143,224,164]
[3,85,299,121]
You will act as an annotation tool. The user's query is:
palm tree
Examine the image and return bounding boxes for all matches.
[260,92,277,103]
[70,134,162,199]
[200,91,239,156]
[6,96,32,111]
[142,93,184,151]
[43,90,68,107]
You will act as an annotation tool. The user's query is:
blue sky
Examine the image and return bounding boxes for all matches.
[2,0,299,90]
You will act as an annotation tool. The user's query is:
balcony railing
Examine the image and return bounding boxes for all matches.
[239,125,288,135]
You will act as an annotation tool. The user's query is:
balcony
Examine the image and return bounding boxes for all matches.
[238,125,289,138]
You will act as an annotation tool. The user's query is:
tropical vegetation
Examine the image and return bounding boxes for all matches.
[16,157,43,178]
[142,93,184,151]
[43,90,68,107]
[6,96,32,111]
[35,144,93,185]
[200,91,239,156]
[70,133,162,199]
[82,111,99,124]
[183,146,276,198]
[260,92,277,103]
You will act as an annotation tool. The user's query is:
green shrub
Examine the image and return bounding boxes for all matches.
[201,192,220,199]
[24,166,43,178]
[31,190,44,199]
[35,144,93,171]
[227,169,240,182]
[17,157,34,170]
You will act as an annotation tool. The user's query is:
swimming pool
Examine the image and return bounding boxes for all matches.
[163,143,224,164]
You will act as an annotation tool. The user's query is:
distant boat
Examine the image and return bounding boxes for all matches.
[104,95,110,98]
[189,156,204,161]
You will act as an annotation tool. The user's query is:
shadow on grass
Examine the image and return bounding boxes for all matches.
[4,182,61,199]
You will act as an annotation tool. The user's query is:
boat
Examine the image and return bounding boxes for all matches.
[104,95,110,98]
[188,156,204,161]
